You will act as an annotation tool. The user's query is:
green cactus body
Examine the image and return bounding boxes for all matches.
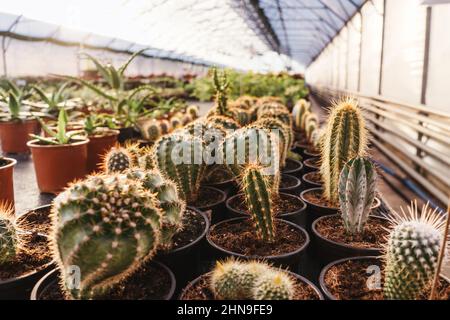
[233,95,256,110]
[212,68,232,118]
[52,174,162,299]
[0,209,18,265]
[241,165,275,242]
[143,120,162,142]
[126,169,186,248]
[170,116,182,130]
[159,119,171,134]
[206,115,240,132]
[103,146,134,174]
[320,99,367,205]
[186,105,199,119]
[292,99,311,130]
[338,157,377,234]
[253,270,295,300]
[230,108,250,126]
[304,112,318,142]
[259,109,292,128]
[152,133,205,203]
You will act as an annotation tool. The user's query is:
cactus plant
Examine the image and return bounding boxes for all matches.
[241,164,275,242]
[206,68,233,118]
[253,270,295,300]
[206,115,240,132]
[140,119,162,142]
[338,157,377,234]
[102,143,140,174]
[384,202,447,300]
[51,174,162,299]
[169,116,182,130]
[152,132,205,203]
[230,107,251,126]
[0,205,19,265]
[320,98,368,205]
[159,119,171,134]
[126,169,185,249]
[186,105,200,119]
[304,112,318,142]
[258,109,292,128]
[292,99,311,130]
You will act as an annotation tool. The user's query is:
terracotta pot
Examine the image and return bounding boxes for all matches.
[0,119,40,154]
[27,139,89,194]
[87,130,119,173]
[0,157,16,208]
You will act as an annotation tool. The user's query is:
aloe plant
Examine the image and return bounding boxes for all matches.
[83,114,118,136]
[31,82,72,115]
[0,80,32,121]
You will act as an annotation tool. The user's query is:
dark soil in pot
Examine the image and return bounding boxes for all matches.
[32,261,176,300]
[302,171,321,190]
[202,168,237,196]
[303,157,320,173]
[312,215,389,265]
[190,186,227,224]
[180,270,323,300]
[0,205,53,299]
[207,217,309,270]
[320,256,450,300]
[158,207,209,294]
[282,158,303,178]
[279,174,302,196]
[226,192,306,227]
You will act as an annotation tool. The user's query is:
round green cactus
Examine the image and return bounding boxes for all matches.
[159,119,171,134]
[169,116,182,130]
[142,120,162,142]
[0,206,18,265]
[103,144,140,174]
[51,174,162,299]
[253,270,295,300]
[186,105,199,119]
[384,202,446,300]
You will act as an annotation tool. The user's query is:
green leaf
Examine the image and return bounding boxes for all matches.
[108,65,122,90]
[54,81,72,104]
[59,75,117,101]
[35,116,57,138]
[29,134,60,145]
[126,84,156,101]
[31,85,52,107]
[118,48,147,76]
[8,92,20,119]
[79,53,112,85]
[57,108,67,144]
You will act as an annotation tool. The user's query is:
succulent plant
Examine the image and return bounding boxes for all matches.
[159,119,171,134]
[383,202,447,300]
[126,169,185,249]
[230,107,251,126]
[169,116,182,130]
[320,98,368,205]
[152,132,205,203]
[139,119,162,142]
[206,115,240,132]
[233,95,257,110]
[253,270,295,300]
[51,174,162,299]
[338,157,377,234]
[304,112,318,142]
[292,99,311,130]
[211,68,232,118]
[0,205,19,265]
[102,143,140,174]
[241,164,275,242]
[186,105,200,119]
[258,109,292,128]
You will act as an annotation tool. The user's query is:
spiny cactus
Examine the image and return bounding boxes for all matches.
[233,95,257,110]
[102,143,140,174]
[292,99,311,130]
[169,116,182,130]
[241,164,275,242]
[383,202,447,300]
[210,259,295,300]
[126,169,185,249]
[152,132,205,203]
[206,115,240,132]
[338,157,377,234]
[186,105,199,119]
[320,98,368,205]
[257,101,288,117]
[159,119,171,134]
[0,205,19,265]
[304,112,318,142]
[258,109,293,128]
[230,107,251,126]
[182,113,193,125]
[140,119,162,142]
[207,68,233,118]
[51,174,162,299]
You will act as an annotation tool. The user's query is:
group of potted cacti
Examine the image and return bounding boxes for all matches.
[0,63,448,300]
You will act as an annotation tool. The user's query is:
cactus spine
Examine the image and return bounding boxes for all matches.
[383,202,447,300]
[320,98,367,205]
[241,164,275,242]
[304,112,318,142]
[186,105,199,119]
[253,270,295,300]
[51,174,162,299]
[103,143,140,174]
[0,205,18,265]
[292,99,311,130]
[140,119,162,142]
[210,68,232,118]
[338,157,377,234]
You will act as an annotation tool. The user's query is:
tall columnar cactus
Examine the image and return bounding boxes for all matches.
[102,143,140,174]
[320,98,367,205]
[209,68,232,118]
[292,99,311,130]
[152,132,205,203]
[304,112,318,142]
[51,174,162,299]
[241,164,275,242]
[0,205,18,265]
[126,169,186,249]
[253,270,295,300]
[338,157,377,234]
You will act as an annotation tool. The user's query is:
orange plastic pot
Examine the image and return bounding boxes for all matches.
[87,130,119,173]
[0,157,16,209]
[27,139,89,194]
[0,119,40,154]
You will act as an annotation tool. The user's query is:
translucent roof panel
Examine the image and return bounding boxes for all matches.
[0,0,365,72]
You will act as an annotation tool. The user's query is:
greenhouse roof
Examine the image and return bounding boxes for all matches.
[0,0,365,72]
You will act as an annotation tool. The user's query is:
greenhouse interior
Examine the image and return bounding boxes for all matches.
[0,0,449,303]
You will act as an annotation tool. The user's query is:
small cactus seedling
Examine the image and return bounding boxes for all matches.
[169,116,182,130]
[186,105,200,119]
[241,164,275,242]
[102,143,140,174]
[51,174,162,299]
[140,119,162,142]
[338,157,377,234]
[383,202,448,300]
[0,205,19,265]
[320,98,368,205]
[253,270,295,300]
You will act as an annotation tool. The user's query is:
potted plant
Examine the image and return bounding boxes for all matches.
[312,157,389,266]
[207,164,309,270]
[0,156,16,208]
[302,170,322,190]
[320,202,449,300]
[180,259,323,300]
[0,80,39,154]
[27,108,89,194]
[31,81,74,118]
[0,204,53,299]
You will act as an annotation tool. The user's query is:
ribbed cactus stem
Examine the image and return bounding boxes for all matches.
[320,98,367,205]
[384,202,446,300]
[103,143,140,174]
[51,174,162,299]
[0,206,18,265]
[338,157,377,234]
[213,68,231,117]
[304,112,318,142]
[253,270,295,300]
[241,164,275,242]
[292,99,311,131]
[142,120,162,142]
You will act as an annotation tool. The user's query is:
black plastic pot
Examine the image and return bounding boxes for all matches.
[302,171,321,190]
[280,174,302,196]
[226,192,307,227]
[179,270,324,300]
[206,217,310,271]
[191,186,227,224]
[303,157,320,173]
[157,207,210,294]
[30,261,176,300]
[0,205,54,300]
[312,214,388,266]
[291,142,308,158]
[304,149,320,159]
[117,127,140,143]
[319,256,380,300]
[282,158,303,178]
